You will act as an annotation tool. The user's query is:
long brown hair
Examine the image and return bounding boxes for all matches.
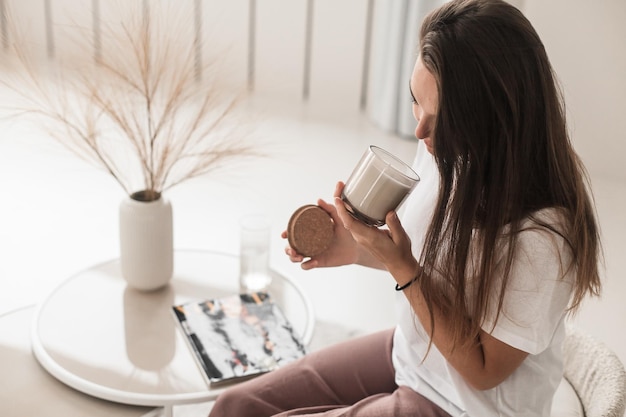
[414,0,601,349]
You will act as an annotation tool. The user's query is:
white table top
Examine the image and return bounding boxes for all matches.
[31,250,315,408]
[0,306,153,416]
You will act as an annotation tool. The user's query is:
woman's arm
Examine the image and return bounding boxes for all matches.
[332,183,528,390]
[282,183,387,271]
[397,265,529,390]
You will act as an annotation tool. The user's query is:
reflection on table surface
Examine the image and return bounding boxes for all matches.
[31,250,314,407]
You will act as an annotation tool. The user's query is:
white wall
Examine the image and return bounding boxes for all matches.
[1,0,625,360]
[522,0,626,182]
[2,0,624,181]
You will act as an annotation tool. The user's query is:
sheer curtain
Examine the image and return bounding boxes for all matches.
[365,0,525,138]
[366,0,445,138]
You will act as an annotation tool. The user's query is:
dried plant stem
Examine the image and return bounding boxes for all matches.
[1,2,259,200]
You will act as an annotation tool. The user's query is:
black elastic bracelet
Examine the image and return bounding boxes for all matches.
[395,274,419,291]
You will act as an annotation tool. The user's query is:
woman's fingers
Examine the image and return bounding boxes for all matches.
[333,181,345,199]
[300,258,319,270]
[386,210,413,251]
[333,196,355,231]
[385,211,404,244]
[317,198,337,221]
[284,246,304,262]
[281,182,359,270]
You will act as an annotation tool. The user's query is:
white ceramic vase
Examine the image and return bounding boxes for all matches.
[119,191,173,291]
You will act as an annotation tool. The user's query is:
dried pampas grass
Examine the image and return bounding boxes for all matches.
[1,2,259,200]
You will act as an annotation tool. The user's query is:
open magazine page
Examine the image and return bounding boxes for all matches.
[172,292,306,386]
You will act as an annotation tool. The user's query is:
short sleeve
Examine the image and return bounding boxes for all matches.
[482,211,575,354]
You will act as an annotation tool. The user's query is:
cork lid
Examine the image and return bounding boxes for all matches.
[287,205,334,257]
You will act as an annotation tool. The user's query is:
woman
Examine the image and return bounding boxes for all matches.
[209,0,601,415]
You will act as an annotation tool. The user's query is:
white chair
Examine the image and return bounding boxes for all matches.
[553,328,626,417]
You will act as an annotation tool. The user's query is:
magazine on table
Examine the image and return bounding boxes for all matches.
[172,292,307,386]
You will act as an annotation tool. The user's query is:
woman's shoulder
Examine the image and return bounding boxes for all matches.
[514,207,573,271]
[498,207,569,243]
[520,207,569,238]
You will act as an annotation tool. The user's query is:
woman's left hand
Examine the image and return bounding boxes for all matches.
[333,182,419,284]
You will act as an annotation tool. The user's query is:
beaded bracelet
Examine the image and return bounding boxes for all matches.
[395,274,420,291]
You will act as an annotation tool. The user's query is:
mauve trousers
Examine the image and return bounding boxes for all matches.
[208,329,451,417]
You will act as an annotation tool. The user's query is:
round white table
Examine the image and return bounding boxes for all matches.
[0,306,153,417]
[31,250,315,415]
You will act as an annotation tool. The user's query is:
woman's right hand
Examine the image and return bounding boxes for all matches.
[281,183,361,270]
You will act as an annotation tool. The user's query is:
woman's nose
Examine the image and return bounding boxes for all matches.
[415,121,429,140]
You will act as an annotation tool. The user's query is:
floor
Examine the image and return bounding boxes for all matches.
[0,94,625,414]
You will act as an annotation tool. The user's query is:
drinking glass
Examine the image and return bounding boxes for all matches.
[239,214,272,293]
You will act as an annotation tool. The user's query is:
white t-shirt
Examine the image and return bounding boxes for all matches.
[392,142,575,417]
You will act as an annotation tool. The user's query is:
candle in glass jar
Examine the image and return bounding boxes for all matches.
[341,146,419,227]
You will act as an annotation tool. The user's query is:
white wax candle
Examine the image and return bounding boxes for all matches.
[343,165,413,223]
[342,146,419,226]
